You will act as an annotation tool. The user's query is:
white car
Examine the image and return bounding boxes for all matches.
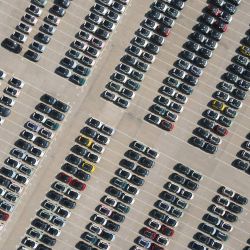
[11,31,27,43]
[45,14,60,26]
[85,46,101,58]
[28,4,43,16]
[8,182,23,194]
[93,4,108,15]
[14,173,29,185]
[65,188,81,200]
[148,219,161,230]
[17,22,32,34]
[0,187,6,196]
[24,155,40,166]
[0,117,5,125]
[119,0,130,4]
[96,240,110,250]
[0,69,7,79]
[91,143,105,154]
[9,77,25,88]
[88,12,103,25]
[99,0,113,6]
[99,0,114,6]
[22,237,39,249]
[29,146,45,158]
[23,13,38,25]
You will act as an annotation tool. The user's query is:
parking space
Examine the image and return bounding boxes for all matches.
[0,0,249,250]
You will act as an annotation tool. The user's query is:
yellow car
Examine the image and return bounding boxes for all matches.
[77,135,92,147]
[81,162,96,173]
[239,45,250,58]
[211,100,227,111]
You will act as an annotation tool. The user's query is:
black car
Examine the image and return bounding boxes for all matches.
[150,209,166,222]
[200,117,215,129]
[203,213,220,226]
[34,137,50,148]
[75,169,90,181]
[228,202,243,214]
[61,163,77,175]
[47,190,62,202]
[81,126,97,138]
[120,158,135,170]
[25,50,40,62]
[116,202,130,214]
[174,163,190,175]
[15,139,32,151]
[41,94,56,105]
[223,211,237,222]
[36,102,52,114]
[60,197,76,209]
[110,211,125,223]
[187,170,203,182]
[56,0,70,8]
[50,4,65,17]
[0,175,11,187]
[194,127,209,139]
[169,173,185,185]
[233,193,248,205]
[160,191,175,203]
[105,220,120,232]
[36,32,51,44]
[178,83,193,95]
[130,175,144,186]
[106,186,122,198]
[95,28,110,40]
[138,157,154,168]
[194,232,210,245]
[125,150,140,161]
[76,241,92,250]
[0,105,11,117]
[32,218,49,231]
[184,179,198,191]
[134,165,149,177]
[49,109,65,121]
[66,154,82,165]
[1,38,22,53]
[165,182,180,193]
[40,235,56,246]
[53,100,70,113]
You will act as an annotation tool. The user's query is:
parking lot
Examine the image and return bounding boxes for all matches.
[0,0,249,249]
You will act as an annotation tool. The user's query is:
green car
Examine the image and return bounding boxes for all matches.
[44,118,60,131]
[33,0,48,7]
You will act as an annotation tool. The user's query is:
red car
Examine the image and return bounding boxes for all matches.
[0,210,9,221]
[150,243,164,250]
[160,225,174,236]
[213,125,228,136]
[156,25,170,37]
[213,20,227,32]
[70,179,86,191]
[207,4,222,16]
[160,120,174,131]
[57,172,73,184]
[142,227,157,240]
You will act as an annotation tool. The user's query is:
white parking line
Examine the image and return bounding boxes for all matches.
[107,108,250,181]
[68,162,247,250]
[1,0,90,33]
